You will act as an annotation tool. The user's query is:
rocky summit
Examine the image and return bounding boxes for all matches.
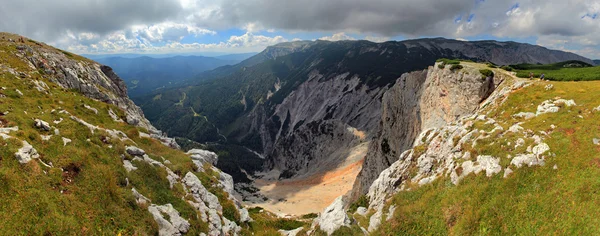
[2,30,600,236]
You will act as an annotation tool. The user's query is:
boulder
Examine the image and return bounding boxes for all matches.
[187,149,218,166]
[279,227,304,236]
[356,207,368,216]
[34,119,51,131]
[314,196,351,235]
[126,146,146,157]
[123,160,137,172]
[148,204,190,236]
[15,141,40,164]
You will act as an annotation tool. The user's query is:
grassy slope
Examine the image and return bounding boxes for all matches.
[512,61,600,81]
[0,34,301,235]
[374,67,600,235]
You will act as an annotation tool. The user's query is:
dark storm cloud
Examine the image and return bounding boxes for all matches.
[195,0,478,36]
[0,0,182,41]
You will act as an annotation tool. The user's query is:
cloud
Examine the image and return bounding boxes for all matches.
[365,35,391,43]
[0,0,182,42]
[320,32,355,41]
[0,0,598,57]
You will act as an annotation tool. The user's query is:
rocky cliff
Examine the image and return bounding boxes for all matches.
[352,62,496,197]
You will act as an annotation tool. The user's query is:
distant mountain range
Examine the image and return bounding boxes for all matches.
[594,59,600,65]
[93,55,250,97]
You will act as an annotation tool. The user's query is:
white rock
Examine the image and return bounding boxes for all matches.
[15,89,23,96]
[553,164,558,170]
[34,119,51,131]
[148,204,190,236]
[356,207,368,216]
[123,160,137,172]
[53,118,63,124]
[62,137,71,146]
[83,104,98,114]
[182,172,223,212]
[508,123,524,133]
[15,141,40,164]
[386,205,397,221]
[187,149,218,166]
[477,155,502,177]
[536,100,560,115]
[532,143,550,156]
[132,188,150,205]
[594,106,600,112]
[108,109,124,122]
[503,167,513,178]
[515,138,525,149]
[54,129,60,135]
[368,208,383,232]
[554,99,576,107]
[126,146,146,156]
[544,84,554,90]
[279,227,304,236]
[315,196,351,235]
[40,134,52,141]
[593,138,600,146]
[511,154,544,168]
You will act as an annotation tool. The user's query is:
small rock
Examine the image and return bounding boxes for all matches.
[503,167,513,178]
[279,227,304,236]
[40,134,52,141]
[553,164,558,170]
[83,104,98,114]
[356,207,368,216]
[513,112,536,120]
[123,160,138,172]
[126,146,146,157]
[62,137,71,146]
[544,84,554,90]
[15,89,23,96]
[34,119,51,131]
[593,138,600,146]
[532,143,550,156]
[148,204,191,236]
[132,188,150,205]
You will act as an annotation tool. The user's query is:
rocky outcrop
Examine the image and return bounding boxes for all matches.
[6,33,179,149]
[187,149,218,166]
[353,62,496,198]
[313,196,351,235]
[148,204,191,236]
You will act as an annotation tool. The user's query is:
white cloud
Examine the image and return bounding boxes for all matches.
[319,32,355,41]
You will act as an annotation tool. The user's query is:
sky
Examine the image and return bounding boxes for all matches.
[0,0,599,58]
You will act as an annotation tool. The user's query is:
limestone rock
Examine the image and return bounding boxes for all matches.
[187,149,218,166]
[511,154,545,168]
[123,160,137,172]
[34,119,51,131]
[148,204,190,236]
[15,141,40,164]
[356,207,368,216]
[279,227,304,236]
[503,167,513,178]
[513,112,536,120]
[126,146,146,157]
[62,137,71,146]
[132,188,150,205]
[314,196,351,235]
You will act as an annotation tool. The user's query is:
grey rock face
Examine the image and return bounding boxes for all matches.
[353,63,495,197]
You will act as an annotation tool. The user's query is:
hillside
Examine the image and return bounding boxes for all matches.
[508,60,600,81]
[94,56,239,97]
[0,32,312,235]
[342,62,600,235]
[136,38,592,186]
[296,61,600,235]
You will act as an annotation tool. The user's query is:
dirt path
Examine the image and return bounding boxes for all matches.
[247,142,368,216]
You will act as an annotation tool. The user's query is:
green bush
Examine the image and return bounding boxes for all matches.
[479,69,494,79]
[500,65,513,71]
[486,62,498,68]
[436,58,461,65]
[348,195,370,213]
[450,64,464,71]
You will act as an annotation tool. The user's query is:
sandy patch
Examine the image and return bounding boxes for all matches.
[246,142,368,216]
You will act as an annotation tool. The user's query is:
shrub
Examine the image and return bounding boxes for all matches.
[479,69,494,79]
[486,62,498,68]
[450,64,463,71]
[348,195,370,213]
[436,58,461,65]
[500,65,513,71]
